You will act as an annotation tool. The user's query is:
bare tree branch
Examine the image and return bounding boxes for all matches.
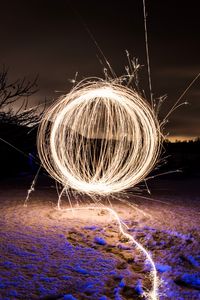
[0,66,38,109]
[0,66,46,127]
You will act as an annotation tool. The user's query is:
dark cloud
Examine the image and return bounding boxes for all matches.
[0,0,199,140]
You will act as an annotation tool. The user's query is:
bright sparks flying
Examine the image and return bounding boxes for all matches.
[37,79,161,196]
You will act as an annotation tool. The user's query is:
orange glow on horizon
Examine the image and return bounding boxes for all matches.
[166,136,197,143]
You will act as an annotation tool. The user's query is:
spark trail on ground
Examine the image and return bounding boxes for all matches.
[60,205,160,300]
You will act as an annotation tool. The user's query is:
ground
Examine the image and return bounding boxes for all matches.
[0,176,200,300]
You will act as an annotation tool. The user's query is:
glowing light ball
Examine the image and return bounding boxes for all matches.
[37,80,161,195]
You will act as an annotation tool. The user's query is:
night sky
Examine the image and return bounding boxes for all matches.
[0,0,199,141]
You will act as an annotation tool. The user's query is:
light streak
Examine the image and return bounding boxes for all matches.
[24,165,42,207]
[37,80,161,196]
[61,205,160,300]
[143,0,153,107]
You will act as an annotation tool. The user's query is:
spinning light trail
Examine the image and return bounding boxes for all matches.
[37,80,161,196]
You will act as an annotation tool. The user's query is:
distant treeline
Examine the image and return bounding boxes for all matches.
[0,123,199,179]
[160,138,200,178]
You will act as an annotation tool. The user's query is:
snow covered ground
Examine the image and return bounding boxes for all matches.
[0,177,200,300]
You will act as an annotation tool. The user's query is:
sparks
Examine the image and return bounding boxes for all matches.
[36,78,162,299]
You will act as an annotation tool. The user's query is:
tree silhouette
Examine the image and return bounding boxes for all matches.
[0,66,44,126]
